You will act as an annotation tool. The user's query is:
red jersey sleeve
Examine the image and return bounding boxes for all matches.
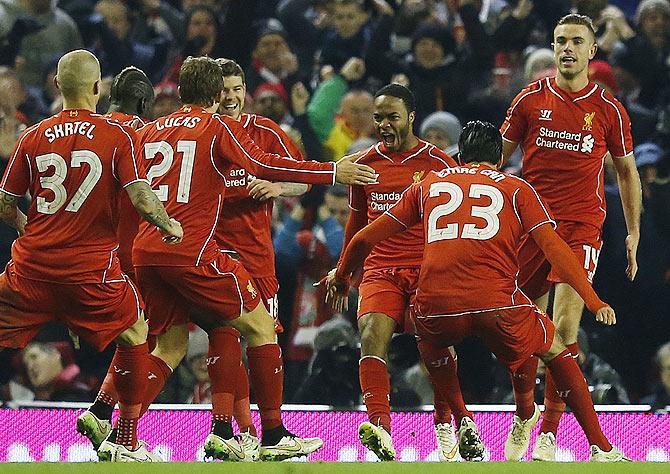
[514,178,556,234]
[214,115,335,184]
[501,82,540,143]
[600,90,634,158]
[254,116,304,160]
[386,181,423,229]
[110,123,146,187]
[0,124,39,196]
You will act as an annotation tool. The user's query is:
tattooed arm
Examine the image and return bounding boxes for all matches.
[0,191,26,236]
[125,181,183,243]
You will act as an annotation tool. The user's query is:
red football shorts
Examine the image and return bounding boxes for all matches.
[0,262,142,351]
[252,275,282,333]
[518,220,602,300]
[357,267,419,331]
[137,252,261,336]
[413,305,555,372]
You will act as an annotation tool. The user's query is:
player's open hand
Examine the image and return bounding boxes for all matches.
[323,268,350,313]
[248,178,283,201]
[336,153,377,185]
[595,305,616,326]
[161,218,183,244]
[625,233,638,281]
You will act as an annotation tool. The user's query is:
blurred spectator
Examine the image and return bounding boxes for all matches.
[93,0,171,81]
[389,333,431,408]
[524,47,554,83]
[246,18,300,98]
[635,143,670,244]
[419,110,461,156]
[318,0,393,73]
[290,81,328,161]
[0,0,83,87]
[253,83,291,125]
[307,58,374,160]
[159,327,212,404]
[151,81,180,119]
[575,328,630,404]
[274,185,351,396]
[164,5,224,83]
[292,315,361,406]
[366,4,495,123]
[2,342,93,401]
[610,0,670,110]
[575,0,635,56]
[642,342,670,410]
[588,59,619,95]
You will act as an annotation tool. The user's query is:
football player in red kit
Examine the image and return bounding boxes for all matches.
[500,14,641,461]
[328,84,477,461]
[330,120,628,462]
[0,50,183,462]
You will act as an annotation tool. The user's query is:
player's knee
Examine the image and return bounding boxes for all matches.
[542,332,567,361]
[358,319,391,357]
[235,304,275,347]
[116,316,148,346]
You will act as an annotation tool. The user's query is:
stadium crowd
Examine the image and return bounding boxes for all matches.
[0,0,668,420]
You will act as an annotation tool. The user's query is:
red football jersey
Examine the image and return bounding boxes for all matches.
[388,165,555,316]
[104,111,146,274]
[501,76,633,228]
[103,111,147,130]
[350,140,456,271]
[0,109,145,283]
[133,106,335,267]
[215,113,303,280]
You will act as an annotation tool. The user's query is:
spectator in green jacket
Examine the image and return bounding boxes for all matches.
[307,56,375,160]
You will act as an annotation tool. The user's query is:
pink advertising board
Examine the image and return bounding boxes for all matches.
[1,407,668,462]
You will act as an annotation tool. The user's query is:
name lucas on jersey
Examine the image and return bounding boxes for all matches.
[44,121,96,143]
[154,116,201,130]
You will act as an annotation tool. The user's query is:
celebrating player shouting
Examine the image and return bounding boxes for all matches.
[0,50,183,462]
[500,14,642,461]
[329,120,628,462]
[328,84,476,461]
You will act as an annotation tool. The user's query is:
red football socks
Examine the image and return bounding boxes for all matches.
[540,342,578,434]
[511,355,539,420]
[139,354,173,416]
[96,349,120,408]
[417,341,472,425]
[113,342,149,450]
[545,348,611,451]
[233,361,257,437]
[247,343,284,431]
[359,356,391,433]
[207,327,242,426]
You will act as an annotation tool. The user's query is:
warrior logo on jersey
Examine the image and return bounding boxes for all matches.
[247,280,257,298]
[539,109,553,121]
[583,112,595,131]
[413,170,425,183]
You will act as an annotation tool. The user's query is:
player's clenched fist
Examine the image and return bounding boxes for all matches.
[335,153,377,185]
[594,305,616,326]
[160,218,184,244]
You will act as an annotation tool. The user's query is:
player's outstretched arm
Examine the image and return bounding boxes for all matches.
[530,223,615,325]
[335,214,404,284]
[612,154,642,281]
[0,191,26,236]
[125,181,183,244]
[247,179,308,201]
[217,116,377,186]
